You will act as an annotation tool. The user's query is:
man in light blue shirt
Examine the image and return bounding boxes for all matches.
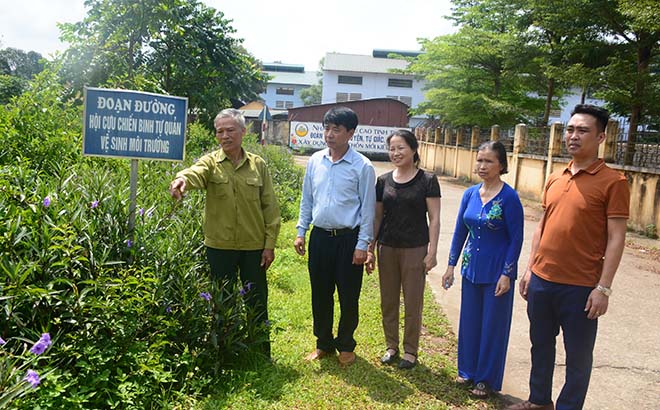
[294,107,376,366]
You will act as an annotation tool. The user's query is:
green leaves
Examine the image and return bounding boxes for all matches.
[57,0,268,128]
[1,67,303,408]
[410,26,545,127]
[413,0,659,128]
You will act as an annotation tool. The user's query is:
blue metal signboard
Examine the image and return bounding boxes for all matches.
[83,87,188,161]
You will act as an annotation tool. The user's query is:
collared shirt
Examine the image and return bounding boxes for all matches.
[175,148,281,250]
[296,147,376,251]
[448,183,524,283]
[532,159,629,286]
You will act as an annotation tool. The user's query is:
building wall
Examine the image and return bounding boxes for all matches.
[322,70,425,108]
[288,99,409,127]
[260,82,310,109]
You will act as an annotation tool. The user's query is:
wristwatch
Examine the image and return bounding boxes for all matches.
[596,284,612,296]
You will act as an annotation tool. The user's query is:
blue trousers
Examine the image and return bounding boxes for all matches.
[458,276,514,391]
[527,273,598,410]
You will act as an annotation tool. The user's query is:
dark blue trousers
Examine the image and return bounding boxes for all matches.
[458,276,515,391]
[308,227,363,353]
[527,273,598,410]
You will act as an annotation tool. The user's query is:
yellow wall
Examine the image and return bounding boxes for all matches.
[419,141,660,237]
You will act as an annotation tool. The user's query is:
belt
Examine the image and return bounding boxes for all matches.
[315,226,358,237]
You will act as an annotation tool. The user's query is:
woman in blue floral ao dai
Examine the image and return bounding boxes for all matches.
[442,141,524,398]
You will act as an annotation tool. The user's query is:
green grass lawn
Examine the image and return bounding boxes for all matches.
[200,221,502,409]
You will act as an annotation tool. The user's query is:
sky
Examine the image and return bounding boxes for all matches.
[0,0,458,71]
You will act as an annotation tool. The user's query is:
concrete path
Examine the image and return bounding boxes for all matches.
[294,156,660,409]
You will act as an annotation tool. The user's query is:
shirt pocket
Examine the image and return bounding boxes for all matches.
[244,176,262,200]
[208,171,229,197]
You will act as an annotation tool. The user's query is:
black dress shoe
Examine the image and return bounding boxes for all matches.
[380,349,399,364]
[398,358,416,369]
[398,352,417,369]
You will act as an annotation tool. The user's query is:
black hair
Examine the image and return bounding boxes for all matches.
[322,106,359,132]
[571,104,610,133]
[478,141,508,174]
[387,129,420,164]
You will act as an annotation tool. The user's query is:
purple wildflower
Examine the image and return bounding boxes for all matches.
[239,287,246,296]
[264,319,271,327]
[139,207,145,216]
[42,196,51,207]
[24,370,40,388]
[30,333,51,355]
[91,200,99,208]
[200,292,211,301]
[246,282,254,291]
[126,239,132,248]
[165,306,172,313]
[0,337,6,346]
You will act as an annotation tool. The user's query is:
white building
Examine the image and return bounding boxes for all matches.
[259,63,318,109]
[320,50,427,126]
[321,51,428,125]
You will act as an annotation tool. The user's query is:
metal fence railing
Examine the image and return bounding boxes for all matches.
[479,128,491,145]
[613,130,660,168]
[421,121,659,170]
[523,126,551,155]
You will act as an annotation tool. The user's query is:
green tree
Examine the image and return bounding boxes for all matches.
[590,0,660,164]
[58,0,267,126]
[408,26,543,127]
[0,47,44,79]
[515,0,599,124]
[0,74,25,104]
[451,0,611,125]
[299,58,324,106]
[300,84,322,106]
[0,47,45,102]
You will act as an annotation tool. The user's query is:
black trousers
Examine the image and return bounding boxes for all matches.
[206,247,269,356]
[308,227,363,353]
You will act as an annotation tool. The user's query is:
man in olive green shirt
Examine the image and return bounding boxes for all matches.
[169,108,281,357]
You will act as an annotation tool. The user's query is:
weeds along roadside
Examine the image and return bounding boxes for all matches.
[1,71,304,409]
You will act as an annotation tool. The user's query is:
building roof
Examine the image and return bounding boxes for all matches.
[372,49,422,58]
[264,70,319,86]
[262,63,305,73]
[323,52,411,74]
[238,101,288,118]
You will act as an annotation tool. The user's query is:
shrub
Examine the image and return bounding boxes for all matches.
[1,68,303,408]
[243,141,304,222]
[0,66,80,174]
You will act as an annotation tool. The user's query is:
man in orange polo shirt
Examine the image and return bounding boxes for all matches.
[506,105,630,410]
